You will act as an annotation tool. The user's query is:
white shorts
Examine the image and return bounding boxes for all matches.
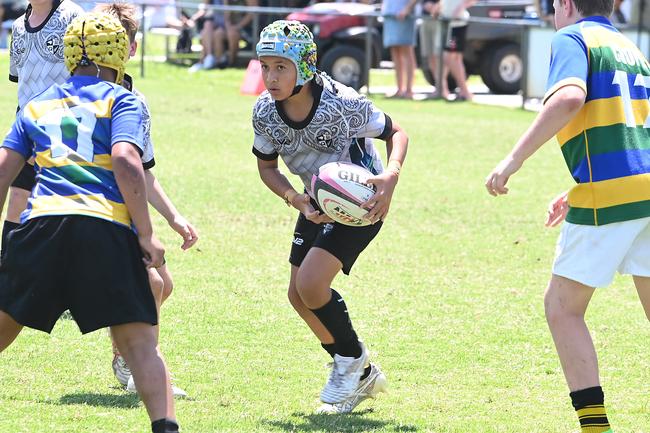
[552,217,650,288]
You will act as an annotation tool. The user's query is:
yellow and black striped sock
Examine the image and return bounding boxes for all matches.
[570,386,613,433]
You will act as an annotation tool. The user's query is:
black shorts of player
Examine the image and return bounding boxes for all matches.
[444,24,468,52]
[10,162,36,191]
[0,215,157,334]
[289,206,382,275]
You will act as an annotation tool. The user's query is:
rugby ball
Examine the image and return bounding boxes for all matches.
[311,162,376,227]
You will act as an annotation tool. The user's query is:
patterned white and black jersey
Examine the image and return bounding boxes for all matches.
[252,74,393,193]
[9,0,83,110]
[124,75,155,169]
[134,89,155,169]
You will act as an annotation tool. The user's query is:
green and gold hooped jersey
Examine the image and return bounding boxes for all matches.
[2,76,144,228]
[545,16,650,225]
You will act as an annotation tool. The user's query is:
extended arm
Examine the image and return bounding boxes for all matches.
[485,84,586,196]
[144,170,198,250]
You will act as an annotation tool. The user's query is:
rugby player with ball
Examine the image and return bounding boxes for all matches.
[251,20,408,414]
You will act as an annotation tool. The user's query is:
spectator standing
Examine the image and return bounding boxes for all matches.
[382,0,418,99]
[420,0,441,96]
[439,0,476,100]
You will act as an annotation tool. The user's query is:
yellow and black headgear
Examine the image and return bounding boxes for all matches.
[63,12,129,83]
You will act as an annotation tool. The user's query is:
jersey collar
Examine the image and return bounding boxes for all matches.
[576,16,613,26]
[24,0,63,33]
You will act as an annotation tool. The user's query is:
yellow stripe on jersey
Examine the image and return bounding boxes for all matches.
[568,172,650,208]
[583,25,650,65]
[28,194,131,227]
[24,97,114,121]
[35,149,113,170]
[558,97,650,145]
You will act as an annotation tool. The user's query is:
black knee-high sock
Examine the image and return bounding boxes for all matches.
[321,343,337,358]
[151,418,179,433]
[1,221,19,258]
[311,288,362,358]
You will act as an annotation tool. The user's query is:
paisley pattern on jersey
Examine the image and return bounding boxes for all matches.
[9,0,83,109]
[253,74,388,190]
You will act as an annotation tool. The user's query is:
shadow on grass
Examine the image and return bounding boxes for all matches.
[262,411,419,432]
[57,392,141,409]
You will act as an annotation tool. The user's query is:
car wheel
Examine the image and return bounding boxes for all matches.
[320,45,366,90]
[480,43,522,94]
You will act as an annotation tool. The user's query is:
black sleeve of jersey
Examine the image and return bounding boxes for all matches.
[9,75,18,83]
[143,158,155,170]
[252,146,278,161]
[377,114,394,140]
[123,74,133,92]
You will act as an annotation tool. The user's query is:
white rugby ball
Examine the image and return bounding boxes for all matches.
[310,162,376,227]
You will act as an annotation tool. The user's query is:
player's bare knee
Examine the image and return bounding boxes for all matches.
[161,278,173,301]
[287,283,303,309]
[295,270,330,308]
[148,269,164,300]
[112,326,157,362]
[159,269,173,301]
[543,288,562,325]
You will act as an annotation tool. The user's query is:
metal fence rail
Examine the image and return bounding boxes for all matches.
[76,0,554,103]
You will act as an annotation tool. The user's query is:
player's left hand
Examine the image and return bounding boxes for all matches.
[169,215,199,250]
[485,156,522,196]
[362,171,399,224]
[397,8,409,20]
[545,191,569,227]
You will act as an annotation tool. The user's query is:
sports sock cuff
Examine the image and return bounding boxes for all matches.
[321,343,336,358]
[331,288,343,302]
[570,386,604,410]
[151,418,180,433]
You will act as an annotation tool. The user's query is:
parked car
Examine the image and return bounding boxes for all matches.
[288,0,537,94]
[287,2,380,90]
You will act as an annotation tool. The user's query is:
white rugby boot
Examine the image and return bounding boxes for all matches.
[112,354,131,387]
[126,375,188,398]
[317,363,387,414]
[320,342,368,404]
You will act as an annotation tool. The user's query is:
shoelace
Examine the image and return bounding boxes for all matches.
[328,364,344,387]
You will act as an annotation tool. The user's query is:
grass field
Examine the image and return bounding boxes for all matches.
[0,50,649,433]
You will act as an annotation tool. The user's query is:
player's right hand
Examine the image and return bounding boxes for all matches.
[545,191,569,227]
[485,156,522,196]
[170,215,199,250]
[138,233,165,269]
[292,193,334,224]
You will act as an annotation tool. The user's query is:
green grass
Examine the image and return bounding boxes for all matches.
[0,51,649,433]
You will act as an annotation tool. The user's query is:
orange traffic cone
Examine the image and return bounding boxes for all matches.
[240,59,266,96]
